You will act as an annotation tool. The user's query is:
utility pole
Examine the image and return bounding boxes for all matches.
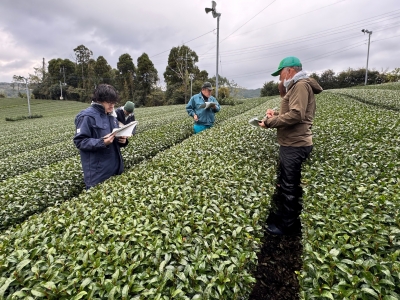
[60,66,66,85]
[60,81,63,100]
[189,73,194,99]
[185,51,188,103]
[205,1,221,98]
[216,14,220,98]
[42,58,46,81]
[361,29,372,85]
[178,48,191,103]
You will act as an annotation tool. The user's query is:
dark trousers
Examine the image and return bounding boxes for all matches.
[268,145,313,231]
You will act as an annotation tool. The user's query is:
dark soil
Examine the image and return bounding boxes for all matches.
[248,228,303,300]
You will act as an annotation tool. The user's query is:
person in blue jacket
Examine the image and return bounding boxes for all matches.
[73,84,129,190]
[186,82,221,134]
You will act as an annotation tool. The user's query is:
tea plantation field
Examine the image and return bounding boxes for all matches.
[0,85,399,299]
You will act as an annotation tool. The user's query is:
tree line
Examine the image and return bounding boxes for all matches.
[13,45,243,106]
[260,67,400,97]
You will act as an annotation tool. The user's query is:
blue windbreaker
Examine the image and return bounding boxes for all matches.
[185,92,220,126]
[73,104,128,189]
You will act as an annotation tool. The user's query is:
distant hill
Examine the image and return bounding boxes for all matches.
[233,88,261,99]
[0,82,20,98]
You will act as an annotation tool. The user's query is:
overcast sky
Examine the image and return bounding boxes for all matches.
[0,0,399,89]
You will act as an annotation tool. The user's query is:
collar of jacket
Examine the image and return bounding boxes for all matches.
[91,102,110,115]
[286,71,309,91]
[200,92,209,101]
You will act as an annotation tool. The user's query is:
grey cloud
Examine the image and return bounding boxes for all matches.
[0,0,399,89]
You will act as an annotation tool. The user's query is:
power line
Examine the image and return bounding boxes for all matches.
[150,29,216,58]
[201,0,278,56]
[199,13,400,60]
[202,0,347,56]
[228,3,400,39]
[223,35,399,80]
[221,0,277,43]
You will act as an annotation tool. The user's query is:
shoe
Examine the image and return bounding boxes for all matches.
[266,223,285,236]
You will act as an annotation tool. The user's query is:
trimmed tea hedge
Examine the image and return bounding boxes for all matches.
[0,99,280,299]
[0,98,268,231]
[299,91,400,299]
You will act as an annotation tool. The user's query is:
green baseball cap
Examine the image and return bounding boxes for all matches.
[271,56,302,76]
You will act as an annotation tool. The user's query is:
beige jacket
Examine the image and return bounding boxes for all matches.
[266,74,323,147]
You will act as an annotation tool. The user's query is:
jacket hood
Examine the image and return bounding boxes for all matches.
[288,71,323,94]
[302,77,323,94]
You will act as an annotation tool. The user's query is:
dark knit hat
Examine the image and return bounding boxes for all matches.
[124,101,135,113]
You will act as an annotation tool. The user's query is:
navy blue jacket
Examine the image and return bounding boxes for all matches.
[73,104,128,189]
[186,92,220,126]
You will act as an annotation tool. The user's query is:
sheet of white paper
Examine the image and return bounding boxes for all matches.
[199,102,216,109]
[112,121,138,137]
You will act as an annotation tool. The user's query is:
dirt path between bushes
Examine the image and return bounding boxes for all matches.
[249,230,303,300]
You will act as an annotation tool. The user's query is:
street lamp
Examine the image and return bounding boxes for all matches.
[361,29,372,86]
[22,77,31,117]
[205,1,221,98]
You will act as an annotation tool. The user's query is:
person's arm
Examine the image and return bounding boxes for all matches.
[186,97,196,117]
[73,116,109,151]
[266,83,308,128]
[186,96,199,121]
[211,98,221,112]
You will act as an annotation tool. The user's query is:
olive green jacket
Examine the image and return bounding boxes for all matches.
[266,74,323,147]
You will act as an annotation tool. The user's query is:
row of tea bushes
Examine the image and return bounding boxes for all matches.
[0,98,280,299]
[352,82,400,91]
[330,88,400,111]
[299,92,400,299]
[0,109,189,181]
[0,104,187,160]
[0,117,192,232]
[0,117,76,159]
[0,98,269,231]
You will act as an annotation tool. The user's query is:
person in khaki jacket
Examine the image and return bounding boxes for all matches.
[259,56,323,235]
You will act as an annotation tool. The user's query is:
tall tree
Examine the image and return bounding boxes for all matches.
[164,45,199,104]
[260,81,279,97]
[48,58,75,85]
[12,75,25,96]
[319,69,338,89]
[73,45,93,89]
[117,53,136,101]
[94,56,113,85]
[136,53,159,106]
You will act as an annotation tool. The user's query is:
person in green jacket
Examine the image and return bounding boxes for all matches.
[260,56,323,235]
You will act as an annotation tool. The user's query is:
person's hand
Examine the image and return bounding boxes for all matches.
[259,118,267,128]
[266,109,275,119]
[194,114,198,122]
[103,133,115,145]
[118,136,128,144]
